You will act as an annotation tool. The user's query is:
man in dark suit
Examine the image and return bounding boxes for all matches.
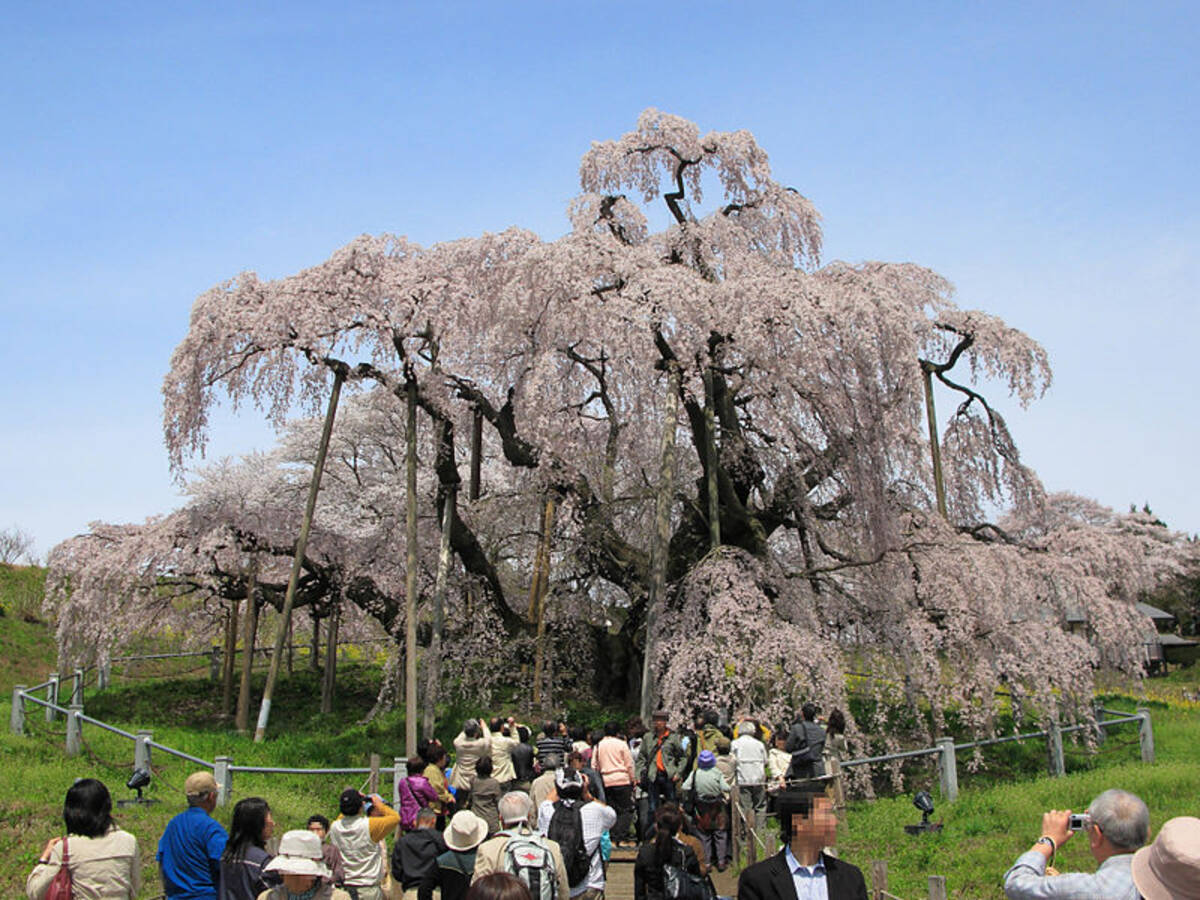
[737,790,867,900]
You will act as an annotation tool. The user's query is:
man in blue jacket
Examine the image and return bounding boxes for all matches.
[158,771,228,899]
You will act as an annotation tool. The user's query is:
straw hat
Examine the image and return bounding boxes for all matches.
[444,810,488,852]
[263,830,332,878]
[1131,816,1200,900]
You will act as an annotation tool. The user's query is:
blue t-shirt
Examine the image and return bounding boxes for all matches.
[157,806,228,899]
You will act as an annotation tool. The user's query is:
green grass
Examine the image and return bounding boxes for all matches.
[0,563,47,623]
[4,606,1199,899]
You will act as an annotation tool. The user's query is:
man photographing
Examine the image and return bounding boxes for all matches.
[1003,788,1148,899]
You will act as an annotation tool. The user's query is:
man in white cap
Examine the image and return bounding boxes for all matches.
[436,810,489,900]
[260,829,351,899]
[474,791,569,900]
[157,770,228,899]
[1131,816,1200,900]
[1003,789,1149,899]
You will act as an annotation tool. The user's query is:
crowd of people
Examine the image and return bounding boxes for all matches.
[23,705,1200,900]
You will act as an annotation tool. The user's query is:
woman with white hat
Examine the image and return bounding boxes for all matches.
[258,830,351,900]
[436,811,489,900]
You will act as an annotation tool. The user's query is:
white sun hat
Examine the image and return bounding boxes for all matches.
[263,830,332,878]
[443,810,489,852]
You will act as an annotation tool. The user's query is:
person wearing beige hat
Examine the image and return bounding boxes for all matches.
[1132,816,1200,900]
[258,829,351,899]
[437,811,489,900]
[1003,788,1149,899]
[156,770,229,899]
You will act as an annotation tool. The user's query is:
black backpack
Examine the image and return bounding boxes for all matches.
[546,799,592,887]
[662,842,711,900]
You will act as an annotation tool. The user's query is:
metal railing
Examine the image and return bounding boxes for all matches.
[9,678,405,807]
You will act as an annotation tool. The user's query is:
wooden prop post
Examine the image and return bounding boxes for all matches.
[531,497,556,708]
[254,369,345,742]
[404,377,419,758]
[641,365,679,720]
[235,556,259,734]
[422,478,455,739]
[702,366,720,549]
[921,363,948,519]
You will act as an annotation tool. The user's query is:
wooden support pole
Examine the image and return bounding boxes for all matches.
[369,753,381,795]
[422,479,455,740]
[641,366,678,721]
[928,875,948,900]
[72,668,84,706]
[921,364,948,520]
[702,366,721,549]
[236,558,259,734]
[254,369,345,742]
[221,597,240,717]
[531,497,556,708]
[404,377,419,758]
[321,602,339,714]
[1046,720,1065,777]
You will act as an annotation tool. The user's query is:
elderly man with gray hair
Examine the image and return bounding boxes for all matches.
[1003,788,1149,899]
[472,791,570,900]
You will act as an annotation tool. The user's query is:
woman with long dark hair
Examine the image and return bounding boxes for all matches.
[26,778,141,898]
[219,796,277,899]
[633,804,704,900]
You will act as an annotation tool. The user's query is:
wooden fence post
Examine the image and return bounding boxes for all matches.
[66,704,83,756]
[830,757,846,812]
[927,875,948,900]
[46,675,58,722]
[1046,720,1065,777]
[1094,700,1106,744]
[369,754,381,796]
[10,686,26,735]
[210,646,222,683]
[72,668,84,706]
[1137,707,1155,763]
[135,731,153,772]
[937,737,958,802]
[97,662,110,690]
[871,860,888,900]
[394,757,405,808]
[214,757,232,807]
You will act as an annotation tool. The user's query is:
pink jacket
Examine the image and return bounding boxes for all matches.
[594,735,636,787]
[396,775,439,830]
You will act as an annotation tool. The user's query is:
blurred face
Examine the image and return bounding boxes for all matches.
[262,811,275,842]
[282,873,317,891]
[653,717,668,736]
[308,821,326,840]
[791,797,838,848]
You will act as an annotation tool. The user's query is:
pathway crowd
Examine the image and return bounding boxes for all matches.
[23,706,1200,900]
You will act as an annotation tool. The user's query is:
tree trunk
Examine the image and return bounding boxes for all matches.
[642,366,679,719]
[470,409,482,501]
[321,602,339,714]
[221,597,239,718]
[235,559,259,734]
[286,616,294,675]
[422,481,455,739]
[254,369,344,742]
[404,377,419,757]
[531,497,556,708]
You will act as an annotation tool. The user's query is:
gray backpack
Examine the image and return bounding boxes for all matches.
[501,831,558,900]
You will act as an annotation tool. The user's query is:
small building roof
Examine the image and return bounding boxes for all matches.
[1137,601,1176,622]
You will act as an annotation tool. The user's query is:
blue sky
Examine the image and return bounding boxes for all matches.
[2,1,1197,557]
